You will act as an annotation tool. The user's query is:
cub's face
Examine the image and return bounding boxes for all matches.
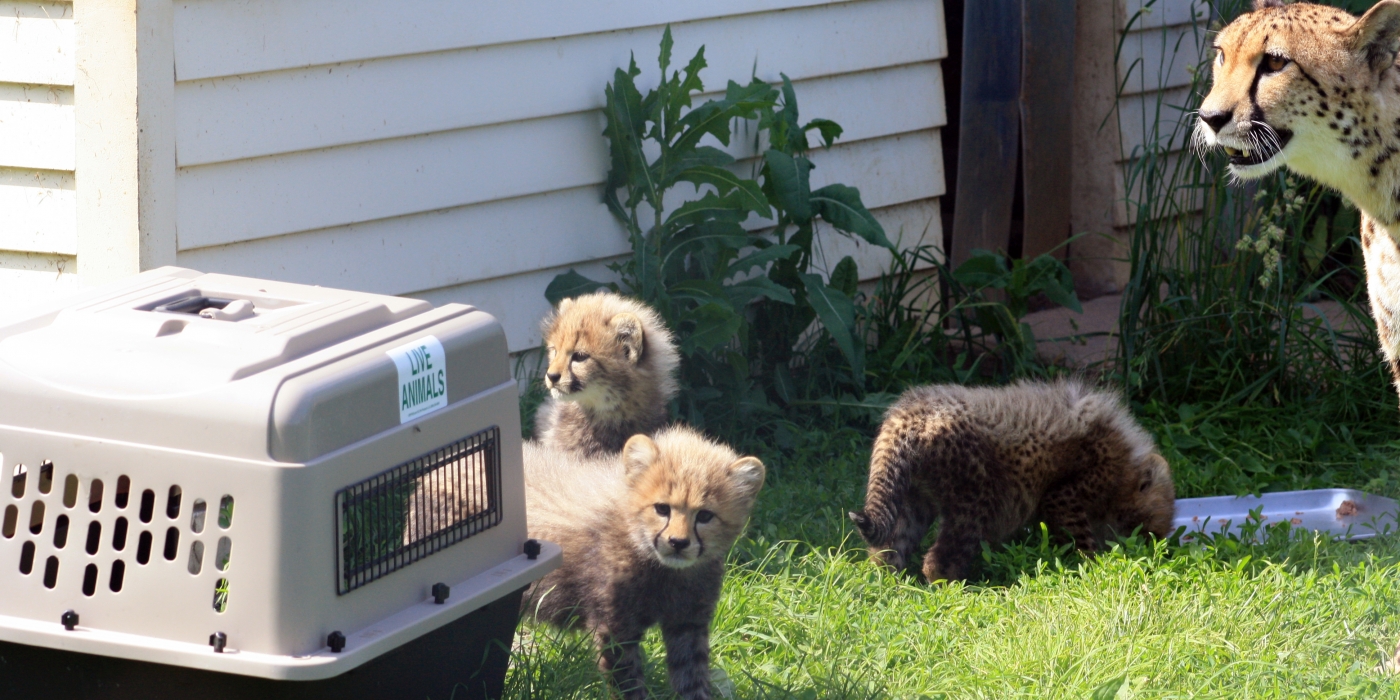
[1105,453,1177,541]
[622,433,765,569]
[1196,1,1400,186]
[542,299,646,408]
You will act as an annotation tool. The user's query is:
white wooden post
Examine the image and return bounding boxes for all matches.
[74,0,177,285]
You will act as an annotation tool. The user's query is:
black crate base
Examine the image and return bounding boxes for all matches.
[0,588,524,700]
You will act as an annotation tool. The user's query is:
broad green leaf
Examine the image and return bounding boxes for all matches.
[830,255,859,297]
[727,276,795,306]
[811,184,890,249]
[953,250,1010,289]
[775,74,804,152]
[545,269,611,306]
[798,273,862,378]
[658,26,674,80]
[726,244,800,279]
[604,60,657,210]
[672,79,776,154]
[683,303,743,352]
[633,234,662,301]
[804,118,844,148]
[764,150,813,222]
[674,165,772,217]
[670,278,732,307]
[662,191,751,235]
[1024,254,1082,313]
[663,221,750,269]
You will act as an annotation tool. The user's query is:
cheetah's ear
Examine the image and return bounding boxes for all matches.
[727,456,766,501]
[1252,0,1285,10]
[610,312,645,365]
[557,297,575,314]
[622,434,658,482]
[1353,0,1400,74]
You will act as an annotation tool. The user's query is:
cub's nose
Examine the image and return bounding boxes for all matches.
[1199,109,1232,134]
[546,372,562,385]
[667,537,690,552]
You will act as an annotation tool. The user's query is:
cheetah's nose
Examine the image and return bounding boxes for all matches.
[668,537,690,552]
[546,372,561,385]
[1200,109,1232,134]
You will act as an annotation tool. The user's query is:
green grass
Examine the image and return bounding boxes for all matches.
[499,413,1400,698]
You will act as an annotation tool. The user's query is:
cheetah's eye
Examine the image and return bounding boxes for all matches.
[1262,53,1290,73]
[1139,479,1153,493]
[571,351,590,363]
[696,510,715,524]
[654,504,671,517]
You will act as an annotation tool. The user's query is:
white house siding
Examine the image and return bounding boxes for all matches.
[171,0,949,351]
[1114,0,1210,225]
[0,0,78,304]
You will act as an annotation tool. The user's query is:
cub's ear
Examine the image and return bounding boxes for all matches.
[622,434,658,482]
[1353,0,1400,73]
[557,297,575,314]
[610,312,645,365]
[1253,0,1285,10]
[727,456,766,500]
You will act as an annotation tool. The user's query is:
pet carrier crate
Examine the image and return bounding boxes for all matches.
[0,267,560,699]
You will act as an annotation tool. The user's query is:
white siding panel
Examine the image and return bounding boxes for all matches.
[178,190,943,303]
[0,4,75,86]
[177,185,625,297]
[1117,23,1207,97]
[403,198,942,351]
[1117,86,1194,159]
[0,100,73,170]
[1120,0,1209,31]
[176,122,943,251]
[177,25,945,167]
[176,112,608,251]
[0,167,74,255]
[172,0,936,82]
[0,250,78,310]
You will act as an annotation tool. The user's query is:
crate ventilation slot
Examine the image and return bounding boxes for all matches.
[335,426,502,595]
[6,469,233,600]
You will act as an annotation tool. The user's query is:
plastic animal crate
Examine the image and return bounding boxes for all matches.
[0,267,560,695]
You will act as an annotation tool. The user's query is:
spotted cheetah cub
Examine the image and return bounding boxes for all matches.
[536,291,679,456]
[523,426,765,700]
[849,380,1175,582]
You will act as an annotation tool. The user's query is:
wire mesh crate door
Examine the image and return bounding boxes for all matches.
[336,427,502,594]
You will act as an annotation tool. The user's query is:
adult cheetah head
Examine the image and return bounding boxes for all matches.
[1196,0,1400,187]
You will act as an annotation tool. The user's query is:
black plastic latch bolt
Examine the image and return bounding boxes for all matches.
[432,582,450,604]
[327,631,346,653]
[209,631,227,653]
[524,539,541,560]
[60,610,78,631]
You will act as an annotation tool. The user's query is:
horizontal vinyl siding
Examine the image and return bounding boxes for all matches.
[0,1,78,304]
[174,0,948,351]
[1113,0,1208,227]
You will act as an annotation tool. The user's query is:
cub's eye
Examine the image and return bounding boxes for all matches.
[696,510,715,524]
[571,351,590,363]
[1263,53,1289,73]
[654,504,671,517]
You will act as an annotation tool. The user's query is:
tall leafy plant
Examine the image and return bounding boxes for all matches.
[547,28,889,429]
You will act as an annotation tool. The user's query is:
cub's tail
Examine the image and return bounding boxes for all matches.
[849,421,916,546]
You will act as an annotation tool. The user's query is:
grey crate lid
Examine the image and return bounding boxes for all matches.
[0,267,509,463]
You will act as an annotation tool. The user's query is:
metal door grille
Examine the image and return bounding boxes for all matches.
[335,427,501,594]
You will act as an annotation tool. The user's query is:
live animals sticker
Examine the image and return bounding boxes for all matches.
[388,336,448,424]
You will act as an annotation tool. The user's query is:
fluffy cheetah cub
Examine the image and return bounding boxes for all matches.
[849,380,1175,582]
[523,426,765,700]
[536,291,679,456]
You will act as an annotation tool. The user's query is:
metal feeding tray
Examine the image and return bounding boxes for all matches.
[1174,489,1400,542]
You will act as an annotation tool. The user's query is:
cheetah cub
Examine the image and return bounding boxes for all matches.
[523,426,765,700]
[849,380,1175,582]
[536,291,679,456]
